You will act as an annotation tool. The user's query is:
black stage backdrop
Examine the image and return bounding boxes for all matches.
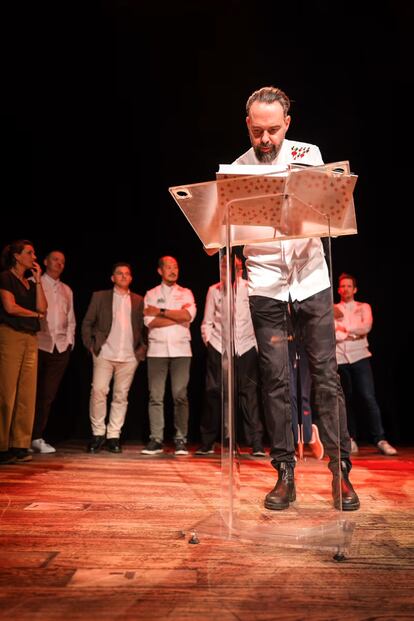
[1,1,412,444]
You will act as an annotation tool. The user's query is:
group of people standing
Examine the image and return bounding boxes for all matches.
[0,242,74,464]
[0,249,198,463]
[0,85,397,514]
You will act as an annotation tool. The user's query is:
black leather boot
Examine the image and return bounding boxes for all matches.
[332,461,360,511]
[264,462,296,510]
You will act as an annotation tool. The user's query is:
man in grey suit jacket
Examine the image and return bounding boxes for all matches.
[81,263,146,453]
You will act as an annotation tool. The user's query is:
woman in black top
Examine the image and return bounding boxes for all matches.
[0,239,47,464]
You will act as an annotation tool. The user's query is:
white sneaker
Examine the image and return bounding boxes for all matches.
[31,438,56,454]
[377,440,397,456]
[350,438,359,454]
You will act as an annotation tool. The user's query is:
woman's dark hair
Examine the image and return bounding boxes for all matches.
[1,239,34,270]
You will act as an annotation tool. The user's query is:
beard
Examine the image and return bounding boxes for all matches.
[253,143,280,163]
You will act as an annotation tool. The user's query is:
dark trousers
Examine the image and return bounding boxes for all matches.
[200,344,263,447]
[250,289,351,471]
[32,346,71,440]
[338,357,385,445]
[147,357,191,441]
[289,341,313,444]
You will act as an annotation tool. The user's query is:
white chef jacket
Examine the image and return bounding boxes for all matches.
[144,283,196,357]
[201,278,257,356]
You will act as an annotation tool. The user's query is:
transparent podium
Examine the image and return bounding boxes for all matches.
[170,162,358,557]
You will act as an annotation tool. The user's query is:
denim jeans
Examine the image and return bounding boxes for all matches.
[338,357,385,445]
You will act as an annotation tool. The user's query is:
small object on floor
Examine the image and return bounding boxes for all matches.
[309,423,324,460]
[87,435,106,453]
[195,445,214,455]
[188,532,200,544]
[377,439,398,456]
[174,439,189,455]
[350,438,359,454]
[106,438,122,453]
[31,438,56,454]
[141,439,164,455]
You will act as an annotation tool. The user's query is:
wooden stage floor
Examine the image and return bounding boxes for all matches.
[0,441,413,621]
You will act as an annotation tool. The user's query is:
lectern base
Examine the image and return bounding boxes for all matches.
[186,509,355,557]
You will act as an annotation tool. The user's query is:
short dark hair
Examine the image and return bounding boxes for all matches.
[1,239,34,269]
[338,272,357,287]
[112,262,132,275]
[246,86,290,117]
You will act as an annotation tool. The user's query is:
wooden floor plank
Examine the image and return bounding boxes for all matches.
[0,442,413,620]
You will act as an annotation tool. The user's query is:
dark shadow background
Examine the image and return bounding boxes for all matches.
[1,0,412,445]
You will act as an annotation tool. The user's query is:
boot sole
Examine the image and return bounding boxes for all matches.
[264,491,296,511]
[334,500,360,511]
[264,499,290,510]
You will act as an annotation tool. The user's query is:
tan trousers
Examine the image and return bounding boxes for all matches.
[89,354,138,438]
[0,324,38,450]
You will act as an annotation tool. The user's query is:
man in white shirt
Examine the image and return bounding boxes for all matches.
[32,250,76,454]
[335,273,397,456]
[81,263,146,454]
[197,256,265,456]
[233,86,359,511]
[142,256,196,456]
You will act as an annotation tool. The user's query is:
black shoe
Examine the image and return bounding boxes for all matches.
[264,462,296,511]
[10,448,32,462]
[252,444,266,457]
[195,444,215,455]
[87,435,106,453]
[332,461,360,511]
[141,439,163,455]
[0,450,17,465]
[106,438,122,453]
[174,439,189,455]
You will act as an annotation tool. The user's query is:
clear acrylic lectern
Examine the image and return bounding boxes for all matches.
[169,162,358,557]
